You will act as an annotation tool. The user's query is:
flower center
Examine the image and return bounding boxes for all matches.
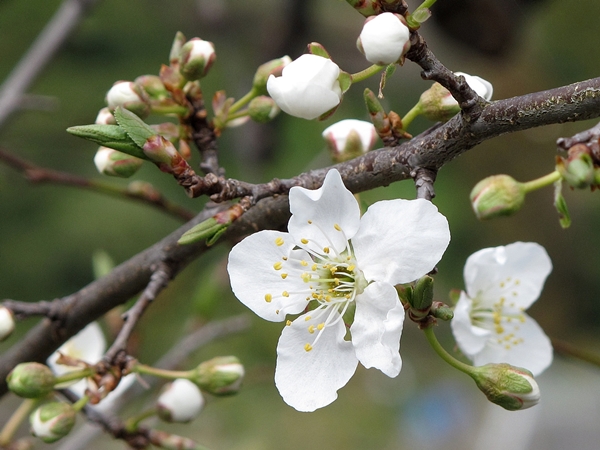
[469,277,527,350]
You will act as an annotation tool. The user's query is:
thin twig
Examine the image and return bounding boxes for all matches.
[0,147,195,221]
[104,263,173,364]
[0,0,102,129]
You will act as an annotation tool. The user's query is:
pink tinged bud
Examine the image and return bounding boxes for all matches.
[470,174,526,220]
[471,363,540,411]
[94,147,143,178]
[357,13,411,65]
[266,54,342,120]
[322,119,377,162]
[179,38,216,80]
[30,402,76,443]
[142,135,180,165]
[134,75,169,99]
[0,306,15,341]
[7,363,56,399]
[157,379,205,423]
[105,81,150,118]
[94,107,116,125]
[248,96,280,123]
[253,56,292,94]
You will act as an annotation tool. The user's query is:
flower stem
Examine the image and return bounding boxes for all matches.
[401,102,423,130]
[415,0,438,10]
[54,368,94,385]
[351,65,386,83]
[422,326,474,375]
[229,88,259,115]
[72,395,90,412]
[125,408,158,433]
[0,398,38,446]
[132,363,192,380]
[150,105,189,116]
[521,171,561,193]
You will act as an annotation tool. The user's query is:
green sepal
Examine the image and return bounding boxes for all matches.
[430,302,454,321]
[411,275,434,311]
[307,42,331,59]
[553,179,571,229]
[67,124,147,159]
[113,107,156,149]
[338,70,352,95]
[395,284,413,305]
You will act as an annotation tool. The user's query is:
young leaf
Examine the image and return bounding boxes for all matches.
[67,124,147,159]
[113,107,156,148]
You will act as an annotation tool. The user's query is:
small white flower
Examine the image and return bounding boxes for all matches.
[94,147,143,178]
[451,242,553,376]
[266,54,342,120]
[179,38,216,80]
[357,12,411,65]
[157,379,204,423]
[322,119,377,161]
[105,81,150,117]
[228,169,450,411]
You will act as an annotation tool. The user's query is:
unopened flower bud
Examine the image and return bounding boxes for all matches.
[357,13,410,65]
[142,135,180,165]
[7,363,56,398]
[248,96,280,123]
[94,147,143,178]
[0,306,15,341]
[410,275,434,316]
[470,175,525,220]
[179,38,216,81]
[322,119,377,162]
[253,56,292,94]
[134,75,169,100]
[557,153,595,189]
[345,0,381,17]
[30,402,76,443]
[420,72,493,122]
[95,107,116,125]
[470,363,540,411]
[189,356,244,395]
[106,81,150,118]
[157,379,205,423]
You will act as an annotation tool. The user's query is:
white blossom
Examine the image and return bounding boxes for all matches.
[322,119,377,161]
[266,54,342,120]
[228,169,450,411]
[357,12,410,65]
[451,242,553,376]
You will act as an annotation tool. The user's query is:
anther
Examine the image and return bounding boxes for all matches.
[301,238,309,244]
[304,343,313,352]
[282,291,289,297]
[275,237,284,246]
[264,293,272,303]
[273,262,282,270]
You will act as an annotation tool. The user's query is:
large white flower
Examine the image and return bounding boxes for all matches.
[266,54,342,120]
[451,242,553,376]
[228,169,450,411]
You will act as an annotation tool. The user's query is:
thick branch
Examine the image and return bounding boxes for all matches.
[2,76,600,396]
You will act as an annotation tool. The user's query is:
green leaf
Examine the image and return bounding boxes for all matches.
[338,71,352,95]
[67,124,147,159]
[113,107,156,148]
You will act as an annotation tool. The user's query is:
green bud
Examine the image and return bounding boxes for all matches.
[134,75,169,100]
[94,147,143,178]
[470,175,526,220]
[470,363,540,411]
[430,301,454,321]
[178,217,229,246]
[7,363,56,399]
[30,402,76,443]
[557,153,595,189]
[142,135,180,165]
[67,124,146,160]
[179,38,216,81]
[248,96,280,123]
[252,56,291,95]
[411,275,434,313]
[419,82,459,122]
[189,356,245,396]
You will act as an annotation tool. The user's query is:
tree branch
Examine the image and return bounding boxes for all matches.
[2,76,600,397]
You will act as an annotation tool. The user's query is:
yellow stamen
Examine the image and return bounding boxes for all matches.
[264,294,272,303]
[334,224,341,231]
[308,325,315,334]
[286,320,292,326]
[273,262,282,270]
[304,343,313,352]
[282,291,289,297]
[281,273,288,279]
[301,238,309,244]
[275,237,284,246]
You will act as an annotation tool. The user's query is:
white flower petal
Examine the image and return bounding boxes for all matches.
[288,169,361,254]
[47,322,106,377]
[228,230,311,322]
[359,13,410,65]
[351,282,404,377]
[450,291,491,356]
[455,72,493,101]
[472,313,553,376]
[352,199,450,284]
[464,242,552,310]
[275,312,357,412]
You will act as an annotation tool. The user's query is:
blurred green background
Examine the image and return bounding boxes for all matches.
[1,0,599,449]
